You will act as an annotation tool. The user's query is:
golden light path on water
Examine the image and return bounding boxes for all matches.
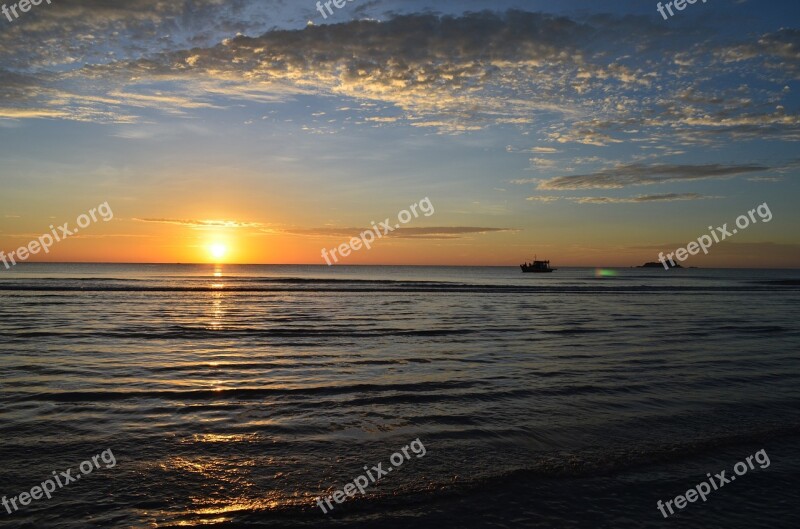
[149,268,308,525]
[154,443,314,526]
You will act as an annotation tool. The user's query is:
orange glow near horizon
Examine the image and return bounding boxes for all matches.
[1,214,799,268]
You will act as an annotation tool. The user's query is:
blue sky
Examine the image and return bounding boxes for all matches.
[0,0,798,266]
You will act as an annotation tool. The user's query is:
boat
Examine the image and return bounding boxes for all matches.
[520,257,556,273]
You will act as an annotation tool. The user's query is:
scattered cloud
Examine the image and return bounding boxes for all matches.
[526,195,561,202]
[528,157,558,168]
[1,9,797,144]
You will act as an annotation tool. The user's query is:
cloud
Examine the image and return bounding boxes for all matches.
[528,157,558,169]
[4,10,600,128]
[549,129,624,146]
[365,116,402,123]
[568,193,714,204]
[714,29,800,74]
[530,147,559,153]
[133,218,264,229]
[525,193,715,204]
[537,163,769,190]
[0,0,297,71]
[746,176,782,182]
[0,107,72,119]
[391,227,517,239]
[0,8,797,146]
[526,195,561,202]
[281,226,516,240]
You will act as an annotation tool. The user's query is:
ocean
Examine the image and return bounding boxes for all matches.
[0,264,798,528]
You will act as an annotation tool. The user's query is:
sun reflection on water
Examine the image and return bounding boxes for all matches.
[153,454,309,525]
[208,292,225,329]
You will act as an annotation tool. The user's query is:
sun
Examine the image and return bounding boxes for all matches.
[209,243,228,262]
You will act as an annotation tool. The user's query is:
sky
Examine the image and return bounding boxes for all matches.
[0,0,799,267]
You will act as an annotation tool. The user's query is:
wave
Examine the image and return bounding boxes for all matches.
[12,380,663,404]
[0,326,483,340]
[484,423,800,481]
[12,380,478,402]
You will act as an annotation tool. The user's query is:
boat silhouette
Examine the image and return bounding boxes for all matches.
[520,256,556,273]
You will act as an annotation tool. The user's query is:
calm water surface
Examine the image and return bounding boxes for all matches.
[1,264,798,528]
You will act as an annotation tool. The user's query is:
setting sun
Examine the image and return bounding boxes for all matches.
[209,243,228,262]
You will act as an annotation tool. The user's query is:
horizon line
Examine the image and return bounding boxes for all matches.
[3,261,800,270]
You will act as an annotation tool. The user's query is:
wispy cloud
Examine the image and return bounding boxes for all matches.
[526,193,715,204]
[526,195,561,202]
[133,218,264,229]
[568,193,715,204]
[391,227,518,239]
[537,163,769,190]
[281,226,516,240]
